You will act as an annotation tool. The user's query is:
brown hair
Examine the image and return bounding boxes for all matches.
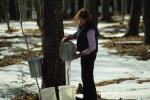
[74,8,91,21]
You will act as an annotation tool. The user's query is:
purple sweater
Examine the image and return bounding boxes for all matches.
[81,29,96,55]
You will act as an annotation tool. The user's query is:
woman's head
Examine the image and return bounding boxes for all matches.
[74,8,91,26]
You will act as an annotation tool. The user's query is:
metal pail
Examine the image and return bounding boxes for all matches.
[59,85,76,100]
[28,57,43,78]
[41,87,57,100]
[59,41,76,61]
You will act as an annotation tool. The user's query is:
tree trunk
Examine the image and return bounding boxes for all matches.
[34,0,43,31]
[43,0,66,100]
[84,0,99,26]
[143,0,150,44]
[101,0,112,22]
[19,0,27,20]
[26,0,33,20]
[75,0,84,13]
[127,0,132,14]
[124,0,142,37]
[62,0,70,19]
[69,0,75,18]
[2,0,11,32]
[121,0,126,22]
[114,0,118,15]
[9,0,19,20]
[14,0,20,20]
[0,0,4,21]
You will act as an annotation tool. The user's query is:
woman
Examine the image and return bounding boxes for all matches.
[61,8,98,100]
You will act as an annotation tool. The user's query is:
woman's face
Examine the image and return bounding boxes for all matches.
[79,18,86,26]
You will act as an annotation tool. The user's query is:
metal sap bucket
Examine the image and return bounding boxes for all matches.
[28,57,43,78]
[59,41,76,61]
[41,87,57,100]
[59,85,76,100]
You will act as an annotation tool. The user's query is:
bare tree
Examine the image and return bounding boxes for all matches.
[19,0,28,20]
[34,0,43,32]
[75,0,84,13]
[113,0,118,15]
[124,0,142,37]
[62,0,70,18]
[0,1,4,21]
[101,0,112,22]
[121,0,126,22]
[84,0,99,26]
[43,0,66,100]
[143,0,150,44]
[2,0,11,32]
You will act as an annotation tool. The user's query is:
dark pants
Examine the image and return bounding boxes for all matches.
[81,52,97,100]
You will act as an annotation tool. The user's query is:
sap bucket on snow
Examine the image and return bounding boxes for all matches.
[59,85,76,100]
[59,41,76,61]
[41,87,57,100]
[28,57,43,78]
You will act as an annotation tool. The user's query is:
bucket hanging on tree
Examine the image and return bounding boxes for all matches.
[59,41,76,61]
[28,57,43,78]
[59,41,76,85]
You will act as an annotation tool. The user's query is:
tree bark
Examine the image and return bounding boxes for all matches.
[101,0,112,22]
[143,0,150,44]
[124,0,142,37]
[2,0,11,32]
[19,0,27,20]
[121,0,126,22]
[62,0,70,19]
[43,0,65,100]
[113,0,118,15]
[9,0,19,20]
[84,0,99,26]
[0,1,4,21]
[75,0,84,13]
[26,0,33,20]
[34,0,43,31]
[70,0,75,18]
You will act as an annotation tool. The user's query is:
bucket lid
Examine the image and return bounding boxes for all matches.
[28,57,43,62]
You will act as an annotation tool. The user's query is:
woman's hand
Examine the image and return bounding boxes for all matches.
[61,36,68,44]
[74,52,85,59]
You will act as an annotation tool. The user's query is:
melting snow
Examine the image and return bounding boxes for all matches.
[0,21,150,99]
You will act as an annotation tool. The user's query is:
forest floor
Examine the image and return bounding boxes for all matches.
[102,36,150,61]
[0,20,150,100]
[97,20,150,61]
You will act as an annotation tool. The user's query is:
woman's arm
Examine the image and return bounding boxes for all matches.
[61,32,77,43]
[82,29,96,55]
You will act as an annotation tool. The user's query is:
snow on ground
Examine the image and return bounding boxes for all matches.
[65,22,150,99]
[71,43,150,99]
[0,21,150,100]
[0,63,41,99]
